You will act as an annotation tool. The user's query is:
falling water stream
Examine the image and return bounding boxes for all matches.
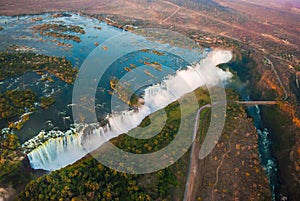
[25,50,233,171]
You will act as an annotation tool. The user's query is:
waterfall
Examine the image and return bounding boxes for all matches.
[27,133,86,170]
[24,50,233,171]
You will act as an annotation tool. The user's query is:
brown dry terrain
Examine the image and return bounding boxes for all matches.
[217,0,300,12]
[1,0,299,55]
[194,105,271,201]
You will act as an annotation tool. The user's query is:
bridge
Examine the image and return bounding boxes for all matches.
[235,101,278,105]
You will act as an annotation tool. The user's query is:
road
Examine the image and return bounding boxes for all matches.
[211,125,240,201]
[235,101,278,105]
[183,104,211,201]
[160,0,181,23]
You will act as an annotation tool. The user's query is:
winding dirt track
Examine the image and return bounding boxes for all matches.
[211,126,237,201]
[160,0,181,23]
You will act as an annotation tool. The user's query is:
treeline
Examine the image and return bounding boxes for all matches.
[0,133,32,188]
[17,156,180,201]
[0,90,36,119]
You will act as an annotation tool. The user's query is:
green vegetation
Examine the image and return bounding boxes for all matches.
[0,51,77,129]
[32,23,85,42]
[6,90,37,108]
[17,156,173,201]
[0,133,31,187]
[0,26,3,31]
[0,93,19,119]
[94,26,102,30]
[109,77,139,106]
[0,52,78,83]
[32,23,85,34]
[143,61,163,71]
[0,133,23,183]
[0,89,37,130]
[40,96,55,109]
[0,90,36,119]
[0,50,76,193]
[151,50,165,56]
[42,32,82,43]
[31,17,43,22]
